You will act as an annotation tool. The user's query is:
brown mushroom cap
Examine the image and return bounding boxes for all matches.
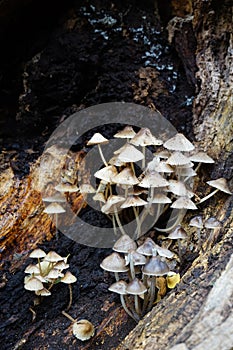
[113,234,137,253]
[130,128,163,147]
[108,280,128,295]
[189,215,203,229]
[100,252,129,273]
[204,217,222,229]
[72,319,95,341]
[114,126,136,139]
[206,178,232,194]
[142,256,170,276]
[43,202,66,214]
[163,133,195,152]
[87,133,109,145]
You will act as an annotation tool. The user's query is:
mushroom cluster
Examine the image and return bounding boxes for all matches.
[100,234,180,321]
[24,249,77,309]
[85,126,231,239]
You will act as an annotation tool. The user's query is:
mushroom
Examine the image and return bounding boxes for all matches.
[114,167,139,197]
[189,215,204,248]
[108,280,138,322]
[43,193,66,203]
[87,132,109,167]
[100,252,129,282]
[189,151,214,172]
[198,177,232,204]
[29,248,46,275]
[43,202,66,239]
[204,217,223,248]
[114,125,136,140]
[166,272,180,289]
[24,276,44,292]
[130,128,163,168]
[142,256,170,312]
[125,250,147,281]
[125,278,147,316]
[166,152,191,167]
[136,237,157,257]
[113,234,137,254]
[167,225,188,260]
[101,195,126,235]
[163,133,195,152]
[54,183,79,193]
[62,311,95,341]
[61,271,77,310]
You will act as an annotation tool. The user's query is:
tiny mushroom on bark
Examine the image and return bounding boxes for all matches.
[55,183,79,193]
[204,217,223,247]
[167,225,188,260]
[189,215,204,247]
[43,202,66,239]
[198,177,232,204]
[114,125,136,139]
[100,252,129,282]
[125,278,147,316]
[87,132,109,166]
[189,151,215,172]
[61,271,77,310]
[62,311,95,341]
[163,133,195,152]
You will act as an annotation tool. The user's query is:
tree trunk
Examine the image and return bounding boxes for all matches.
[117,0,233,348]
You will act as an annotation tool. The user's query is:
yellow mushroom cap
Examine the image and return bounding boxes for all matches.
[166,272,180,289]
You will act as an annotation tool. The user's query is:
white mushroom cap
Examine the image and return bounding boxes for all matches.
[125,278,147,295]
[35,288,51,296]
[101,195,125,214]
[55,183,79,193]
[206,178,232,194]
[87,133,109,145]
[100,252,129,273]
[46,269,64,279]
[142,256,170,276]
[113,167,139,186]
[168,225,188,239]
[108,155,126,167]
[79,184,96,194]
[43,203,66,214]
[108,280,128,295]
[42,194,66,203]
[24,264,40,274]
[138,171,169,188]
[168,180,194,198]
[155,150,171,159]
[171,196,197,210]
[136,237,157,256]
[163,133,195,152]
[120,196,148,209]
[113,234,137,253]
[150,193,172,204]
[93,192,106,203]
[72,319,95,341]
[125,250,147,266]
[154,244,174,259]
[94,165,118,183]
[189,152,215,163]
[61,271,77,284]
[44,251,64,263]
[114,126,136,139]
[146,156,160,171]
[189,215,203,228]
[166,152,191,166]
[130,128,163,147]
[29,248,46,259]
[155,161,174,173]
[117,144,145,163]
[24,277,44,291]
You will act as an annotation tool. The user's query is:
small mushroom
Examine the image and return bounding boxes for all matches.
[189,215,204,248]
[100,252,129,282]
[24,276,44,291]
[61,271,77,310]
[29,248,46,275]
[163,133,195,152]
[87,132,109,166]
[166,272,180,289]
[198,177,232,204]
[167,225,188,260]
[54,183,79,193]
[114,125,136,139]
[125,278,147,316]
[189,151,214,172]
[204,217,223,248]
[62,311,95,341]
[43,202,66,239]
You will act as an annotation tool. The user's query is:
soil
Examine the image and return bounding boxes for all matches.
[0,1,198,349]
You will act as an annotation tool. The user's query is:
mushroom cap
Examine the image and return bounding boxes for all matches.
[113,234,137,253]
[113,167,139,186]
[168,180,194,198]
[101,195,125,214]
[43,202,66,214]
[54,183,79,193]
[166,152,191,166]
[125,250,147,266]
[150,193,172,204]
[24,276,44,291]
[175,167,197,177]
[171,196,197,210]
[24,264,40,274]
[189,215,203,228]
[79,184,96,194]
[46,269,64,279]
[100,252,129,273]
[125,278,147,295]
[61,271,77,284]
[93,192,106,203]
[204,217,222,229]
[155,150,170,159]
[42,194,66,203]
[108,280,128,295]
[163,133,195,152]
[155,161,174,173]
[108,155,126,167]
[146,156,160,171]
[166,272,180,289]
[142,256,170,276]
[114,126,136,139]
[120,196,148,208]
[35,288,51,296]
[189,151,215,163]
[72,320,95,341]
[54,261,70,270]
[44,251,64,263]
[29,248,46,259]
[117,144,145,163]
[87,132,109,145]
[130,128,163,147]
[154,244,174,259]
[206,178,232,194]
[168,225,188,239]
[94,165,118,183]
[136,237,157,256]
[138,171,169,188]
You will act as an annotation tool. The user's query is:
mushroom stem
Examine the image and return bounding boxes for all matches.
[129,254,135,280]
[147,276,156,312]
[142,146,146,169]
[62,310,76,323]
[37,257,43,276]
[66,284,73,311]
[194,162,202,173]
[114,272,119,282]
[197,188,219,204]
[134,295,141,316]
[120,295,139,322]
[114,209,126,236]
[98,144,108,167]
[55,213,59,239]
[133,206,141,239]
[112,214,117,236]
[155,209,185,232]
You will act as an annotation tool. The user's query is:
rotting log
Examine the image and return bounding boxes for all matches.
[117,1,233,349]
